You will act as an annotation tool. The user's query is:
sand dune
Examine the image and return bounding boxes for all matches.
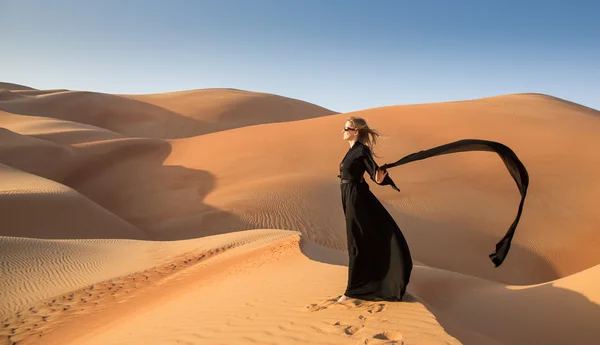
[0,110,124,145]
[161,93,600,285]
[0,88,337,139]
[0,90,29,101]
[1,231,463,345]
[125,88,338,125]
[1,82,599,345]
[0,83,36,91]
[0,128,77,181]
[411,262,600,345]
[0,230,292,319]
[3,89,71,97]
[0,163,146,240]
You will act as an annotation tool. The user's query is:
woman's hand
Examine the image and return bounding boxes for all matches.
[375,168,388,184]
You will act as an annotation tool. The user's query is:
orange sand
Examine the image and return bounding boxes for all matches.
[1,85,599,345]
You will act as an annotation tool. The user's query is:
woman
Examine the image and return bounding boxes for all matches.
[337,116,412,303]
[336,116,530,303]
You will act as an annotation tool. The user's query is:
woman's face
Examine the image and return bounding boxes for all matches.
[342,121,358,141]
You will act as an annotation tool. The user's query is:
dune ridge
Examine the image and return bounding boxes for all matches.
[0,128,77,181]
[1,232,465,345]
[0,110,124,145]
[0,83,37,91]
[0,90,30,101]
[0,88,337,139]
[0,230,294,319]
[1,82,599,345]
[163,95,600,284]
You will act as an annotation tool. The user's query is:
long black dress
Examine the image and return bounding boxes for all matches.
[338,138,530,301]
[339,140,412,301]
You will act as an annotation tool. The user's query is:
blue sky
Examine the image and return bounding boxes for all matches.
[2,0,599,112]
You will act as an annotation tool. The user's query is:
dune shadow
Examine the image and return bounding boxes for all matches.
[387,209,560,286]
[425,272,600,345]
[296,185,597,343]
[298,209,599,345]
[499,281,600,345]
[297,196,559,286]
[298,234,348,266]
[54,138,257,241]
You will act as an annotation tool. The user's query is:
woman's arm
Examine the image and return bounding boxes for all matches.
[363,148,388,184]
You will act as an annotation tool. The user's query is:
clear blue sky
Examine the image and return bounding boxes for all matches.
[2,0,599,112]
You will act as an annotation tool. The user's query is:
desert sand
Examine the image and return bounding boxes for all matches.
[1,83,599,345]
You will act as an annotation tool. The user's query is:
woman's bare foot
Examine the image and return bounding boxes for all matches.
[337,295,349,303]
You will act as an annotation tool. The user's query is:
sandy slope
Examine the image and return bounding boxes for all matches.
[0,90,29,102]
[5,230,596,345]
[0,230,291,319]
[161,93,600,285]
[0,88,337,138]
[0,163,145,240]
[411,262,600,345]
[125,88,338,126]
[0,83,36,91]
[0,128,78,181]
[1,82,599,345]
[1,231,463,345]
[0,110,124,145]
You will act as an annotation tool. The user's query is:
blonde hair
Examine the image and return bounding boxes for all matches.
[347,116,382,157]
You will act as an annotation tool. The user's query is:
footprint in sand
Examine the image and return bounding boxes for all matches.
[344,324,364,335]
[337,299,384,313]
[332,321,365,336]
[367,303,386,314]
[305,297,339,312]
[361,331,404,344]
[307,297,388,314]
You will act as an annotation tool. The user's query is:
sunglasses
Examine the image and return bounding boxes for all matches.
[343,127,357,131]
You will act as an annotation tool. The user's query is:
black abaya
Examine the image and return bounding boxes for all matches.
[339,141,412,301]
[338,139,529,301]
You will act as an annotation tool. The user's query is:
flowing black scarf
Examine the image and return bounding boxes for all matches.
[378,139,529,267]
